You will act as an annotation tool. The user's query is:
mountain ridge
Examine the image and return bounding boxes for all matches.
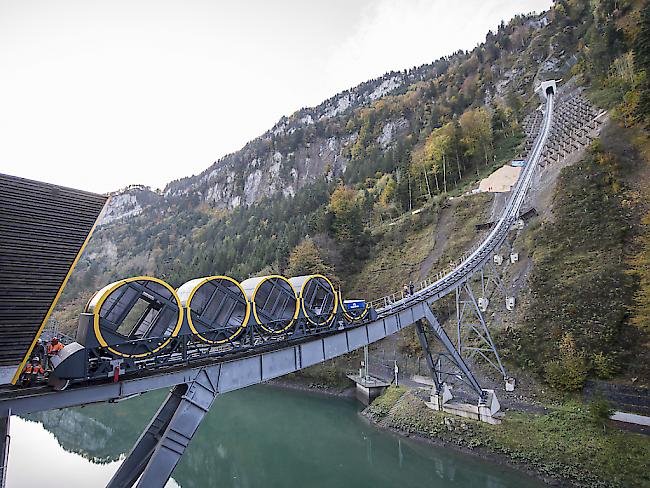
[101,10,556,224]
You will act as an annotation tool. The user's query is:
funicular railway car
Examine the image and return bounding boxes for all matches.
[48,274,376,388]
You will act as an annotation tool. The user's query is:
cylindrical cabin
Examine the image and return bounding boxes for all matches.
[289,275,338,327]
[177,276,250,344]
[240,275,299,334]
[84,276,183,358]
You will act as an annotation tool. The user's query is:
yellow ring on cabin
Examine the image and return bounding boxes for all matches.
[300,274,338,326]
[251,275,300,334]
[185,276,250,344]
[92,276,183,358]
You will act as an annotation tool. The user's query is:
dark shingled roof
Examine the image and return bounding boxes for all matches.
[0,173,107,381]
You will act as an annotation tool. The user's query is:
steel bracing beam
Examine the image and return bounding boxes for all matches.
[108,367,220,488]
[479,261,509,301]
[455,282,507,379]
[414,320,442,391]
[422,307,484,398]
[107,386,187,488]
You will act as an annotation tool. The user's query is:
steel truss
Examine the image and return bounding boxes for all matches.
[455,274,508,381]
[416,309,486,401]
[478,260,509,304]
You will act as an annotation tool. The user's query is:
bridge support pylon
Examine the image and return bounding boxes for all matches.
[416,309,502,424]
[0,412,9,488]
[107,367,219,488]
[455,280,508,383]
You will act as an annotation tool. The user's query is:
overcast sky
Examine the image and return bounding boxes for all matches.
[0,0,552,194]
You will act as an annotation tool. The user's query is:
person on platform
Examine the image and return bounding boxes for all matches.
[33,339,46,365]
[47,337,65,370]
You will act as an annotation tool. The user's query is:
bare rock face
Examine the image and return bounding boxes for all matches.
[100,71,417,220]
[98,9,569,225]
[100,185,162,226]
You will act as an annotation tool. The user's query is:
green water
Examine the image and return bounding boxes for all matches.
[10,385,545,487]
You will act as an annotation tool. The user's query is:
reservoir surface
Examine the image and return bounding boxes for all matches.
[8,385,544,487]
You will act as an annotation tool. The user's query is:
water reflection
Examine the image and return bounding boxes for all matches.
[10,385,543,488]
[7,417,179,487]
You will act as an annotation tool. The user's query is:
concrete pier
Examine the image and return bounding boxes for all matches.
[425,384,503,425]
[347,374,391,405]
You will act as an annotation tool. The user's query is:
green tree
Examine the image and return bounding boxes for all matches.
[588,398,613,432]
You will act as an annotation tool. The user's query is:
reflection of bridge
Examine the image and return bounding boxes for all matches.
[0,82,558,487]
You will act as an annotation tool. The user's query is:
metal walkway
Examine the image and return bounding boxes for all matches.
[0,82,557,487]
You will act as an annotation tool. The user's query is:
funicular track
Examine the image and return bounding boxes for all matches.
[0,83,556,488]
[0,87,554,415]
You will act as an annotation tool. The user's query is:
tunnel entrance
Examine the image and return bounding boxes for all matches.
[546,85,555,96]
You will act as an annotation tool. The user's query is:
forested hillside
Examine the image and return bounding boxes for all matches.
[61,5,570,303]
[502,0,650,388]
[54,0,650,396]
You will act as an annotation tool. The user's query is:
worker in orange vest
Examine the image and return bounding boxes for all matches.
[46,338,65,370]
[47,337,64,355]
[21,357,45,387]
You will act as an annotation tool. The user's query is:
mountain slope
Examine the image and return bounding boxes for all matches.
[54,2,620,333]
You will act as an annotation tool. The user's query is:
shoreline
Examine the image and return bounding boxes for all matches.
[360,412,573,488]
[268,377,571,486]
[266,377,356,398]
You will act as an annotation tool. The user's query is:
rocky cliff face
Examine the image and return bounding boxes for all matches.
[99,71,435,222]
[99,185,162,225]
[161,73,415,209]
[99,12,571,225]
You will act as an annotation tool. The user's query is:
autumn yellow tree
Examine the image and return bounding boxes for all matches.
[426,124,454,193]
[286,238,336,282]
[328,184,363,242]
[410,144,439,198]
[544,332,588,391]
[460,107,493,169]
[378,176,396,207]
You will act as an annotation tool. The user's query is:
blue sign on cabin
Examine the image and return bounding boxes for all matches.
[343,300,366,311]
[511,159,526,167]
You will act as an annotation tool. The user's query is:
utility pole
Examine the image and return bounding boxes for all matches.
[394,360,399,386]
[364,345,369,381]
